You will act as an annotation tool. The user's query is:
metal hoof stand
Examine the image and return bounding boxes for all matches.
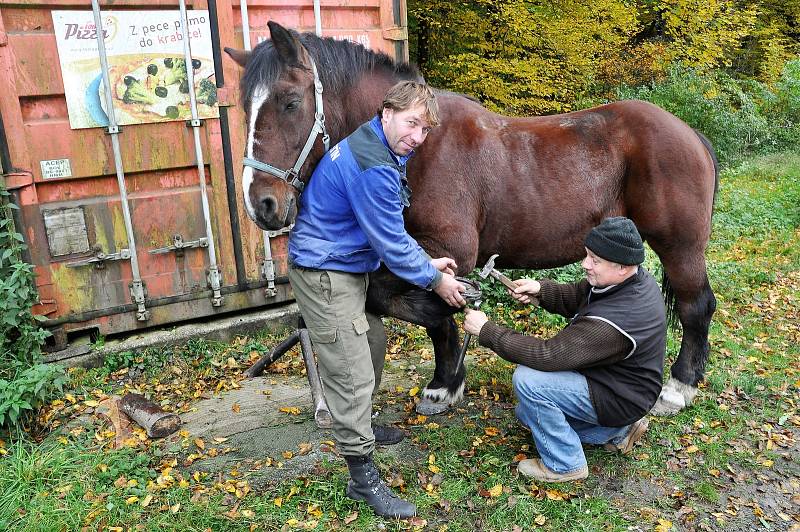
[244,319,332,429]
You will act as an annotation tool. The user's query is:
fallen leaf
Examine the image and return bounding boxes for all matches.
[534,514,546,525]
[232,403,241,414]
[279,407,301,415]
[195,438,205,450]
[344,511,358,524]
[488,484,503,498]
[409,387,420,397]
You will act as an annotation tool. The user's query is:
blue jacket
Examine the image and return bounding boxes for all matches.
[289,116,441,290]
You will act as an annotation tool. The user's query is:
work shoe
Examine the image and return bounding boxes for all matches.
[604,417,649,454]
[345,454,416,518]
[517,459,588,483]
[373,424,404,446]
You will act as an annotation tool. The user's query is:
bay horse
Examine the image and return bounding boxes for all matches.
[225,21,718,416]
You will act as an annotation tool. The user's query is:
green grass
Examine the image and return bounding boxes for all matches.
[2,151,799,530]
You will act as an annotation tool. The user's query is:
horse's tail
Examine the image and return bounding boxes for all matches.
[693,129,720,205]
[661,270,679,330]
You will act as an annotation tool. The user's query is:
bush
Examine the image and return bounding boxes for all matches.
[0,185,65,435]
[617,63,800,166]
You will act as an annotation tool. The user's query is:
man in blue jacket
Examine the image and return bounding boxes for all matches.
[289,81,465,518]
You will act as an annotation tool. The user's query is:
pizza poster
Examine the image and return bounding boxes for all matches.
[52,10,219,129]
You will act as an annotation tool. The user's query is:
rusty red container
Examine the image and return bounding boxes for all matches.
[0,0,408,352]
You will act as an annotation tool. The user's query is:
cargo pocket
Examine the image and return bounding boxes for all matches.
[352,314,370,336]
[308,326,337,344]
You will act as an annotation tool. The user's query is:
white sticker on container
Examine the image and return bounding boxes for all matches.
[40,159,72,179]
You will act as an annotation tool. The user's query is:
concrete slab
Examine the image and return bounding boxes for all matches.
[46,303,300,368]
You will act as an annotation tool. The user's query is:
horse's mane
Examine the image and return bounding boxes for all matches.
[242,30,422,104]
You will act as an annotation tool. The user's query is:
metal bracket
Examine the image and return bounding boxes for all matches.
[129,279,150,321]
[106,125,121,135]
[207,267,223,306]
[261,258,276,297]
[186,119,203,128]
[66,248,131,269]
[149,234,208,256]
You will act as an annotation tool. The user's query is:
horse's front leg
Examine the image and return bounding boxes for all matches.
[366,267,464,415]
[415,317,464,415]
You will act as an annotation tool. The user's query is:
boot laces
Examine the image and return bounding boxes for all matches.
[365,463,400,504]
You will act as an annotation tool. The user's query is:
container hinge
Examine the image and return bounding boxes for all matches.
[207,266,223,307]
[149,235,209,256]
[66,248,131,269]
[129,280,150,321]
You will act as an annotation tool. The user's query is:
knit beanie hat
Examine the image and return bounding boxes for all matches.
[584,216,645,265]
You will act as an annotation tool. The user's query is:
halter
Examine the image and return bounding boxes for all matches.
[242,57,330,193]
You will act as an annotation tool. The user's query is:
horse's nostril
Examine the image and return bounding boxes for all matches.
[259,196,278,218]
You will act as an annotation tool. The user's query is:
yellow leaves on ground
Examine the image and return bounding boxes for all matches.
[534,514,547,525]
[655,518,673,532]
[280,407,301,415]
[231,403,241,413]
[409,386,420,397]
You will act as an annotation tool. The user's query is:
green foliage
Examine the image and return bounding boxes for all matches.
[0,185,64,434]
[617,63,800,166]
[409,0,800,115]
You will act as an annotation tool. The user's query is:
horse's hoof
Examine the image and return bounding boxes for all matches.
[650,393,684,416]
[651,378,698,416]
[415,398,450,416]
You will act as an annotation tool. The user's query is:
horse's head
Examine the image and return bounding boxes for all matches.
[225,22,329,231]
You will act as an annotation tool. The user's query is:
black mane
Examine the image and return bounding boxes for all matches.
[241,30,421,104]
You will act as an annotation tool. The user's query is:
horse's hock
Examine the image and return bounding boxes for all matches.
[0,0,409,359]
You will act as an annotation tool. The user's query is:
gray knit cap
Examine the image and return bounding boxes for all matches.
[584,217,644,265]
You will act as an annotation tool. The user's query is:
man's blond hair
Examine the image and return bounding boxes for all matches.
[380,81,440,127]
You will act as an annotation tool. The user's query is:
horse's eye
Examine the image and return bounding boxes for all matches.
[285,101,300,111]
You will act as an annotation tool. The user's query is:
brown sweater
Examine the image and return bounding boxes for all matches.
[477,279,632,371]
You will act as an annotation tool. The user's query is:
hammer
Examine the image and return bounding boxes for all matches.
[478,254,517,291]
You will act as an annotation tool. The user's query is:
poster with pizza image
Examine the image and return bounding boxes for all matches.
[52,10,219,129]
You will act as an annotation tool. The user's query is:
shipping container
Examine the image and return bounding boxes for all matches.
[0,0,408,354]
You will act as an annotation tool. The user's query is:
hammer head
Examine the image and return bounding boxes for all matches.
[478,254,499,279]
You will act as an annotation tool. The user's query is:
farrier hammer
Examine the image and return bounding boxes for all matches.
[477,254,517,290]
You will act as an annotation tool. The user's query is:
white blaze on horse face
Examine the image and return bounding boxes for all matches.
[243,86,269,221]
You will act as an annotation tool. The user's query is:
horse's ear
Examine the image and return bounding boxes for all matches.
[224,47,251,68]
[268,21,300,65]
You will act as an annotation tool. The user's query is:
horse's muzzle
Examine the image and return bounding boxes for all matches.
[253,193,296,231]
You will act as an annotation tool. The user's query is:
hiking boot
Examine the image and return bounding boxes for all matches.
[604,417,649,454]
[345,454,416,518]
[517,458,588,482]
[373,424,404,446]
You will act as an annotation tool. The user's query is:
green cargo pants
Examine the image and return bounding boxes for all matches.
[288,266,387,457]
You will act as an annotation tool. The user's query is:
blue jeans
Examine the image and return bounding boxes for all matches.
[512,365,631,473]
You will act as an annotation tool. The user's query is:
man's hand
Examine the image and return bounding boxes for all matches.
[509,278,541,304]
[430,257,457,276]
[434,273,466,307]
[464,308,489,335]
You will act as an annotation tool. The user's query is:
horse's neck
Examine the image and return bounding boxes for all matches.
[330,74,399,142]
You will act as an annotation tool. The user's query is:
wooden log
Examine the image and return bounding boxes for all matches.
[119,393,181,438]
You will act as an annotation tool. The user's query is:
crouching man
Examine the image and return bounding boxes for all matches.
[464,217,666,482]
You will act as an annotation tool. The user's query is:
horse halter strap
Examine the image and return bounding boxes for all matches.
[242,58,330,193]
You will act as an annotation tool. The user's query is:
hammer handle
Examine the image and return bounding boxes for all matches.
[491,270,518,291]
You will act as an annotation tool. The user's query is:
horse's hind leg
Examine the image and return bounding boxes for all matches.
[649,244,716,415]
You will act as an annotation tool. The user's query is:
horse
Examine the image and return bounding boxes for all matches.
[225,21,718,416]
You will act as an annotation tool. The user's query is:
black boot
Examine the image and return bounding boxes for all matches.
[345,454,416,518]
[373,424,404,445]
